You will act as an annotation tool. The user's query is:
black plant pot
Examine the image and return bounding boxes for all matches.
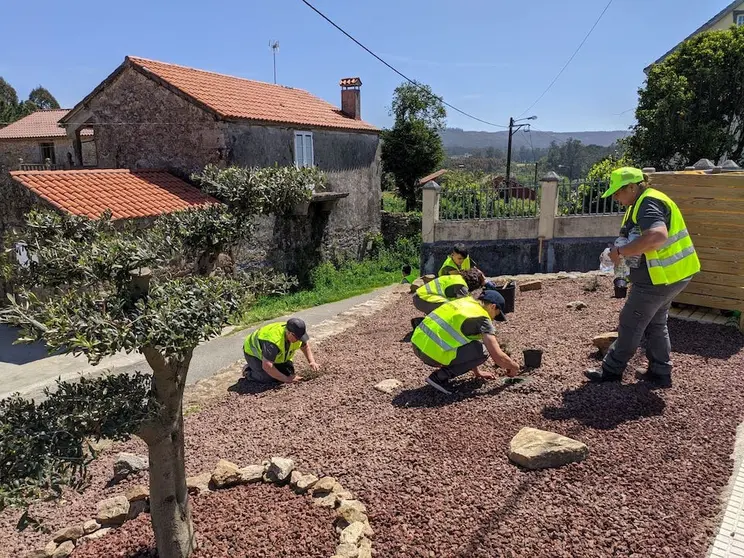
[523,349,543,369]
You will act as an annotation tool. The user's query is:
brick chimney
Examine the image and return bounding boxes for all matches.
[340,77,362,120]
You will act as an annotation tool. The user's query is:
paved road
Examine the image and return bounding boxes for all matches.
[0,285,397,401]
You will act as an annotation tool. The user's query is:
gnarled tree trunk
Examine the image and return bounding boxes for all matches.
[140,347,196,558]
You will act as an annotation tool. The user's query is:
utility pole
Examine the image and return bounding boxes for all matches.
[270,41,280,84]
[505,115,538,184]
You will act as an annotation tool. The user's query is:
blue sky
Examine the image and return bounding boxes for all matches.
[0,0,726,132]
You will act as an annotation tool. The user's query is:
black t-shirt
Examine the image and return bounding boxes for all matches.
[259,338,306,362]
[460,316,496,337]
[444,283,469,299]
[622,196,670,285]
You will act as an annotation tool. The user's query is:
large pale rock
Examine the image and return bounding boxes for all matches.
[567,300,588,310]
[340,521,366,545]
[24,551,51,558]
[238,464,265,484]
[51,541,74,558]
[313,476,342,494]
[358,538,373,558]
[81,527,111,542]
[337,500,368,524]
[128,499,149,520]
[592,332,618,355]
[313,493,339,508]
[519,280,542,292]
[211,459,242,488]
[44,541,58,555]
[96,495,130,525]
[373,379,402,394]
[508,427,589,470]
[186,472,212,494]
[83,519,100,535]
[290,471,318,493]
[334,543,360,558]
[265,457,295,485]
[409,278,424,293]
[125,485,149,502]
[52,525,84,543]
[113,452,148,479]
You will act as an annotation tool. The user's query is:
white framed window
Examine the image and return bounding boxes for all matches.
[294,131,314,168]
[737,13,744,25]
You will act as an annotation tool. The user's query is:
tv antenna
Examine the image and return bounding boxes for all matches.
[269,41,280,84]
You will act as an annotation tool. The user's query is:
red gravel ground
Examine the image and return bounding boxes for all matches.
[2,276,744,558]
[71,483,337,557]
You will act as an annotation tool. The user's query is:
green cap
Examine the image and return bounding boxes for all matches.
[602,167,644,198]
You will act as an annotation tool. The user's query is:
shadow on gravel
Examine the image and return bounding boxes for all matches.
[392,378,510,408]
[666,320,744,359]
[227,378,280,396]
[542,381,665,430]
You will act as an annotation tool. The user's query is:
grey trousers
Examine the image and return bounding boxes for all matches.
[243,353,294,384]
[412,294,443,315]
[603,279,690,377]
[414,341,489,382]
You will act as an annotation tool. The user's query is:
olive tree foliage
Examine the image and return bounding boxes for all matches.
[0,164,322,557]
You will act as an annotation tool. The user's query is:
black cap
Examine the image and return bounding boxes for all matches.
[286,318,309,342]
[478,290,507,321]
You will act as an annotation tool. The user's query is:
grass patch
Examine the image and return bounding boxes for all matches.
[236,236,420,326]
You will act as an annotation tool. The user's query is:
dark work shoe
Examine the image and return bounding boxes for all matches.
[425,375,455,395]
[584,368,622,383]
[636,369,672,389]
[411,317,424,329]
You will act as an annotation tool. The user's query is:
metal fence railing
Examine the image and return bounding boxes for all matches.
[439,182,541,220]
[557,179,622,216]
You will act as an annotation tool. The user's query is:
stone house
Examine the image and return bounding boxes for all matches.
[0,109,96,171]
[58,56,382,272]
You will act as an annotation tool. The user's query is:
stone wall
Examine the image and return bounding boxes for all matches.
[0,138,97,170]
[380,211,421,246]
[82,67,223,174]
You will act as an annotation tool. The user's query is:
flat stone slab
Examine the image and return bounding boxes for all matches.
[373,379,402,394]
[508,427,588,470]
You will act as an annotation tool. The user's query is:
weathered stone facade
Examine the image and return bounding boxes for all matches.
[0,139,96,171]
[65,66,381,276]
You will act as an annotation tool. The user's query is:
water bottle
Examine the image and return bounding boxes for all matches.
[599,248,614,273]
[613,237,630,298]
[625,230,642,269]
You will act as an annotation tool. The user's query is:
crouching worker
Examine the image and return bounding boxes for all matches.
[243,318,319,384]
[412,291,520,395]
[413,268,486,315]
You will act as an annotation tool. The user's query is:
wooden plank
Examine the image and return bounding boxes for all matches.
[651,173,744,190]
[689,308,708,321]
[662,185,744,201]
[699,311,718,324]
[675,291,744,311]
[694,271,744,287]
[695,247,744,263]
[700,259,744,274]
[713,314,728,325]
[683,282,744,300]
[684,218,744,236]
[679,211,744,225]
[674,197,744,213]
[691,235,742,251]
[672,307,695,319]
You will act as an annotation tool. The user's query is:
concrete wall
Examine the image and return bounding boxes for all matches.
[434,218,538,242]
[553,215,623,238]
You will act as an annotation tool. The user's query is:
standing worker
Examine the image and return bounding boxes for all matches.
[438,244,473,276]
[243,318,320,385]
[412,291,520,395]
[412,268,485,315]
[585,167,700,388]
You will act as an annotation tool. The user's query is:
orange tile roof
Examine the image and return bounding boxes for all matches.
[126,56,378,132]
[10,169,217,220]
[0,110,92,139]
[417,169,448,185]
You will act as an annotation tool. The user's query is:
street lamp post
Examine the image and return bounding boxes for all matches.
[505,115,537,185]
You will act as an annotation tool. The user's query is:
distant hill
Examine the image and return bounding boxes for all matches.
[440,128,630,154]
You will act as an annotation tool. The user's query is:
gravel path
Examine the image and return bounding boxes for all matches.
[3,276,744,557]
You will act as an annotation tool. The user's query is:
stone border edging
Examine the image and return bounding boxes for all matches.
[25,457,373,558]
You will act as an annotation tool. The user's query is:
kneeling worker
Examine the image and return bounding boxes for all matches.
[412,268,485,315]
[412,291,520,395]
[243,318,319,384]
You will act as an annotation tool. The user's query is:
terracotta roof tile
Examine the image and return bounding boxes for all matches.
[10,169,216,220]
[0,109,93,139]
[126,56,378,132]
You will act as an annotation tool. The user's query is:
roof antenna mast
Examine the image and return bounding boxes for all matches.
[269,40,279,84]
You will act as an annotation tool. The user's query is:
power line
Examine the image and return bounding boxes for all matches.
[300,0,508,129]
[517,0,614,118]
